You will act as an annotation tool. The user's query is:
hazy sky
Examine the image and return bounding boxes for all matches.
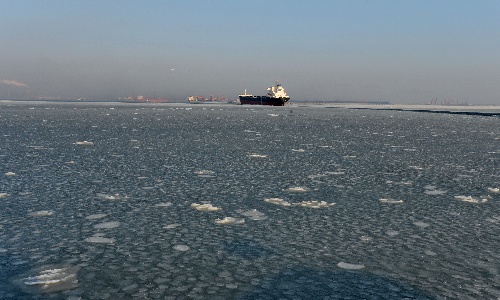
[1,0,499,104]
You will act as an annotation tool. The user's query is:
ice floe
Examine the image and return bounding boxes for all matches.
[292,149,305,152]
[247,153,268,158]
[488,187,500,193]
[264,197,292,207]
[194,170,216,177]
[191,202,221,211]
[337,262,365,270]
[284,186,309,192]
[291,200,336,208]
[94,221,120,229]
[84,235,116,244]
[173,245,190,251]
[28,210,54,217]
[97,193,121,200]
[214,217,245,225]
[85,213,108,220]
[164,223,181,229]
[454,195,489,203]
[424,185,447,195]
[11,265,80,294]
[413,221,430,228]
[379,198,404,204]
[237,209,267,220]
[74,141,94,145]
[155,202,173,207]
[0,192,9,198]
[5,171,16,176]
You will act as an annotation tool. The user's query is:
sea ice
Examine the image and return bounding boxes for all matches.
[0,192,9,198]
[284,187,308,192]
[291,200,336,208]
[5,171,16,176]
[291,149,305,152]
[424,189,447,195]
[488,187,500,193]
[28,210,54,217]
[454,195,489,203]
[94,221,121,229]
[85,213,108,220]
[413,221,430,228]
[164,223,181,229]
[237,209,267,220]
[214,217,245,225]
[97,193,121,200]
[247,153,268,158]
[264,198,291,206]
[191,203,221,211]
[386,230,400,236]
[155,202,173,207]
[173,245,190,252]
[11,265,80,294]
[84,236,116,244]
[74,141,94,145]
[337,262,365,270]
[379,198,404,204]
[194,170,215,176]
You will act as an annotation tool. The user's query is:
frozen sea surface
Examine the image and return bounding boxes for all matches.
[1,102,499,299]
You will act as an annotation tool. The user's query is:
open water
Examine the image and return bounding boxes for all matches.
[0,101,499,299]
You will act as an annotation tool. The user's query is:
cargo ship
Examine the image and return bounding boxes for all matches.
[239,81,290,106]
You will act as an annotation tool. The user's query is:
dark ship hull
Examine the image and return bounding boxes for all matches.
[239,96,290,106]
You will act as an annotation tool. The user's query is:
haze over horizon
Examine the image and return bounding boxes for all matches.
[1,0,499,104]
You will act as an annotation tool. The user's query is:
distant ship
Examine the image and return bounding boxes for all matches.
[239,81,290,106]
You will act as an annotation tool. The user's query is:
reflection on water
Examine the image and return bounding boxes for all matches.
[0,102,499,299]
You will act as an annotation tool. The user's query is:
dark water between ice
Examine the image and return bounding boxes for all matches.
[1,102,499,299]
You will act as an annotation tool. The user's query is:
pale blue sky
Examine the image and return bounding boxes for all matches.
[1,0,499,103]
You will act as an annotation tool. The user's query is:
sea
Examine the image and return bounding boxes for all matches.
[0,101,499,299]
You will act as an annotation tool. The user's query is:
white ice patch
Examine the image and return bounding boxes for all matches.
[413,221,430,228]
[97,193,121,200]
[424,250,437,256]
[337,262,365,270]
[284,186,309,193]
[74,141,93,145]
[292,149,305,152]
[191,203,221,211]
[94,221,120,229]
[5,171,16,176]
[386,230,400,236]
[424,189,447,195]
[424,185,447,195]
[488,187,500,193]
[173,245,190,251]
[214,217,245,225]
[291,200,336,208]
[379,198,404,204]
[264,197,291,207]
[28,210,54,217]
[0,192,9,198]
[164,223,181,229]
[247,153,268,158]
[194,170,216,177]
[268,114,279,117]
[84,235,116,244]
[11,265,80,294]
[85,213,108,220]
[237,209,267,220]
[155,202,173,207]
[454,195,489,203]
